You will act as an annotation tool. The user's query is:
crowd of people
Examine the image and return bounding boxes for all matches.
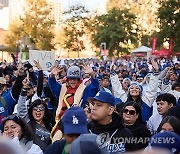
[0,56,180,154]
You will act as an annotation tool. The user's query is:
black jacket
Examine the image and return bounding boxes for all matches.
[125,121,151,150]
[88,112,137,153]
[165,105,180,121]
[44,139,66,154]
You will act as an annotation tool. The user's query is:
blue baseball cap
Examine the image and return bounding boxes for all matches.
[148,132,180,154]
[62,107,88,134]
[70,134,109,154]
[88,91,115,106]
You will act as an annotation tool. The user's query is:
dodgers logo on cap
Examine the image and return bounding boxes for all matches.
[72,116,79,125]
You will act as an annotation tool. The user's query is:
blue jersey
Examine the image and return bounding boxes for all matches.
[0,91,16,131]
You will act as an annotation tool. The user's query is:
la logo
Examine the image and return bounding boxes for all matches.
[72,116,78,124]
[96,92,100,96]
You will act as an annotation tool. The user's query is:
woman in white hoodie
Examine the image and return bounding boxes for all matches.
[1,114,43,154]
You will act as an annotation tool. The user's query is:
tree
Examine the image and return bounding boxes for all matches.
[107,0,159,45]
[157,0,180,52]
[4,20,24,47]
[22,0,55,50]
[5,0,55,50]
[61,5,90,57]
[92,8,138,57]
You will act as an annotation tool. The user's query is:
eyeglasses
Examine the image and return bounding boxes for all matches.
[2,114,20,123]
[123,108,136,115]
[33,106,45,111]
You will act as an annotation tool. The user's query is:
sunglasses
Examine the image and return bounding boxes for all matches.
[33,106,45,111]
[2,114,20,123]
[123,108,136,115]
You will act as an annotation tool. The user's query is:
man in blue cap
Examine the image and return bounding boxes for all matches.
[88,91,137,153]
[45,107,88,154]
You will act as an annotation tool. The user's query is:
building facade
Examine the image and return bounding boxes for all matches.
[0,0,8,9]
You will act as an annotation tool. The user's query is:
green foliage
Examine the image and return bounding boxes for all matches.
[62,5,90,57]
[141,34,152,47]
[92,8,138,57]
[22,0,54,50]
[4,20,24,47]
[157,0,180,52]
[5,0,54,50]
[106,0,159,36]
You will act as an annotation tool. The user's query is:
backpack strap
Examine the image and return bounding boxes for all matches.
[0,96,8,110]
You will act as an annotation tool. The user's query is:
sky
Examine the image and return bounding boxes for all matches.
[61,0,107,12]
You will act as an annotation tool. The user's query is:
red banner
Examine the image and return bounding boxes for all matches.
[152,37,157,54]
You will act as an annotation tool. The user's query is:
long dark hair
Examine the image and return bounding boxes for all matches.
[127,95,142,106]
[158,116,180,135]
[123,101,144,124]
[28,99,53,131]
[2,115,34,141]
[127,84,143,106]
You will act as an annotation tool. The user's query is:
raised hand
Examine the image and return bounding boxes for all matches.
[18,61,25,76]
[110,57,117,72]
[22,76,30,88]
[34,60,42,71]
[151,58,159,72]
[165,67,173,79]
[0,62,6,69]
[13,130,19,138]
[1,131,10,139]
[82,63,94,75]
[50,65,64,77]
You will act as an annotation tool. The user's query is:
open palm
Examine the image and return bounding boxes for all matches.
[82,63,93,75]
[51,66,63,75]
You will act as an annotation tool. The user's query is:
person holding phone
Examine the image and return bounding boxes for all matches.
[15,61,54,152]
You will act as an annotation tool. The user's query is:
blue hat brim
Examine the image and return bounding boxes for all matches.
[88,97,108,104]
[63,124,88,134]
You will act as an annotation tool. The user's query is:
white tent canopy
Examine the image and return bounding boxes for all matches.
[131,46,152,53]
[131,46,152,59]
